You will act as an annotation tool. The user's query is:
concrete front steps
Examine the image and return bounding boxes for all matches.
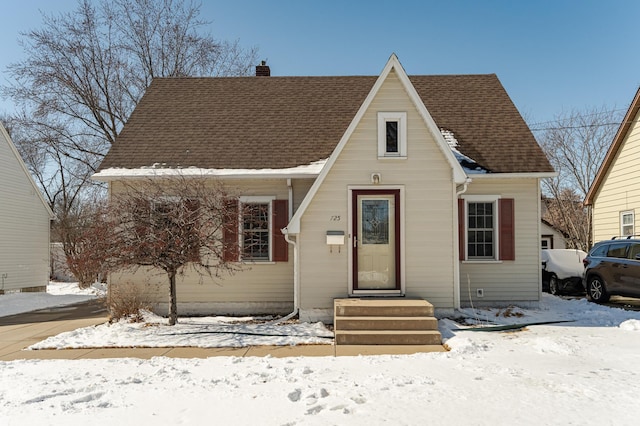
[334,298,442,346]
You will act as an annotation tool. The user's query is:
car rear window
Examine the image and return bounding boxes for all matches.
[629,243,640,260]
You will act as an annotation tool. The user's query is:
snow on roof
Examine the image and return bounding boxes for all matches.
[94,132,487,180]
[440,129,488,174]
[93,159,328,180]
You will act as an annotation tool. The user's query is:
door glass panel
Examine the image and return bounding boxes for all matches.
[362,200,389,244]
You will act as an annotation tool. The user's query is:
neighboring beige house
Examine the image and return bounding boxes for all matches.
[0,123,53,294]
[94,54,555,322]
[585,87,640,243]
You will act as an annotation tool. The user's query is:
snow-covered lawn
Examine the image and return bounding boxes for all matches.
[29,311,335,349]
[0,281,104,317]
[2,287,640,424]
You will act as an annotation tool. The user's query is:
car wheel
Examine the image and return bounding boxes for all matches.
[549,275,560,295]
[587,275,610,303]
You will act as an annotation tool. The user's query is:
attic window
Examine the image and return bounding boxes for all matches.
[378,112,407,158]
[386,121,398,153]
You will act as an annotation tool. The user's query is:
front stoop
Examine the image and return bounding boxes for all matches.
[334,298,442,346]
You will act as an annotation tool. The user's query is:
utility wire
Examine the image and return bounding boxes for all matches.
[528,107,627,129]
[529,121,622,132]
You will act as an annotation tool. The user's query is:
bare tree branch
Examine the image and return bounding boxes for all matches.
[105,176,242,325]
[536,107,623,249]
[1,0,258,287]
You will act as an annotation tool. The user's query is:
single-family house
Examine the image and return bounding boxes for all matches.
[0,123,54,294]
[541,219,568,249]
[585,87,640,243]
[94,54,554,324]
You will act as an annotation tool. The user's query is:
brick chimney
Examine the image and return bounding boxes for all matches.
[255,60,270,77]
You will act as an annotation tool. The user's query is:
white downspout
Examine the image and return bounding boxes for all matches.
[273,178,299,323]
[273,230,299,323]
[454,178,472,310]
[287,178,293,219]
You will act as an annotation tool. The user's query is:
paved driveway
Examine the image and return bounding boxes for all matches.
[0,299,108,361]
[1,298,108,326]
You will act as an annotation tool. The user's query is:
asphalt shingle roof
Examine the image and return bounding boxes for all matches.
[98,74,553,174]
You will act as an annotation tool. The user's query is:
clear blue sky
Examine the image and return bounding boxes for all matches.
[1,0,639,128]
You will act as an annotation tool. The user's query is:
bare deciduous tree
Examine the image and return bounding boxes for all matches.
[4,0,257,154]
[535,107,623,250]
[106,176,241,325]
[62,199,114,287]
[1,0,258,284]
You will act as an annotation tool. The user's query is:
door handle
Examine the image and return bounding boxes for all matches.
[353,236,358,248]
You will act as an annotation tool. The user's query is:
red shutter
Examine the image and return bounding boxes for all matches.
[458,198,465,260]
[223,199,239,262]
[272,199,289,262]
[499,198,515,261]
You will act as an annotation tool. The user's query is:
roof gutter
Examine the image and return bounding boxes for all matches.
[469,172,557,179]
[92,172,322,182]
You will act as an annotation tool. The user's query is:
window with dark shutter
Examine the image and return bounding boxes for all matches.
[458,197,515,261]
[272,199,289,262]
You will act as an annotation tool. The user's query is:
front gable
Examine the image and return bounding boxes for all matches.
[292,55,468,312]
[287,54,466,235]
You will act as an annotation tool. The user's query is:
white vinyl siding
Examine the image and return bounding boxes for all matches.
[0,127,52,292]
[459,178,541,305]
[592,108,640,243]
[298,69,457,314]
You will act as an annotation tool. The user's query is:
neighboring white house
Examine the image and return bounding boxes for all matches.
[541,219,568,249]
[0,123,53,293]
[585,86,640,243]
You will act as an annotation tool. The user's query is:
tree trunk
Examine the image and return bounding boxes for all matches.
[168,270,178,326]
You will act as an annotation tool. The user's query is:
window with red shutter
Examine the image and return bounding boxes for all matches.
[227,197,288,262]
[458,197,515,261]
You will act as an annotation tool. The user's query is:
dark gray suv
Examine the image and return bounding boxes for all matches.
[582,238,640,303]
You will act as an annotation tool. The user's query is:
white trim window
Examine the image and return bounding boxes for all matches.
[621,210,635,237]
[466,198,497,260]
[240,196,275,261]
[377,112,407,158]
[459,195,515,262]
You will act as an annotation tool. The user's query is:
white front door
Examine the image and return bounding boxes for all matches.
[353,190,400,291]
